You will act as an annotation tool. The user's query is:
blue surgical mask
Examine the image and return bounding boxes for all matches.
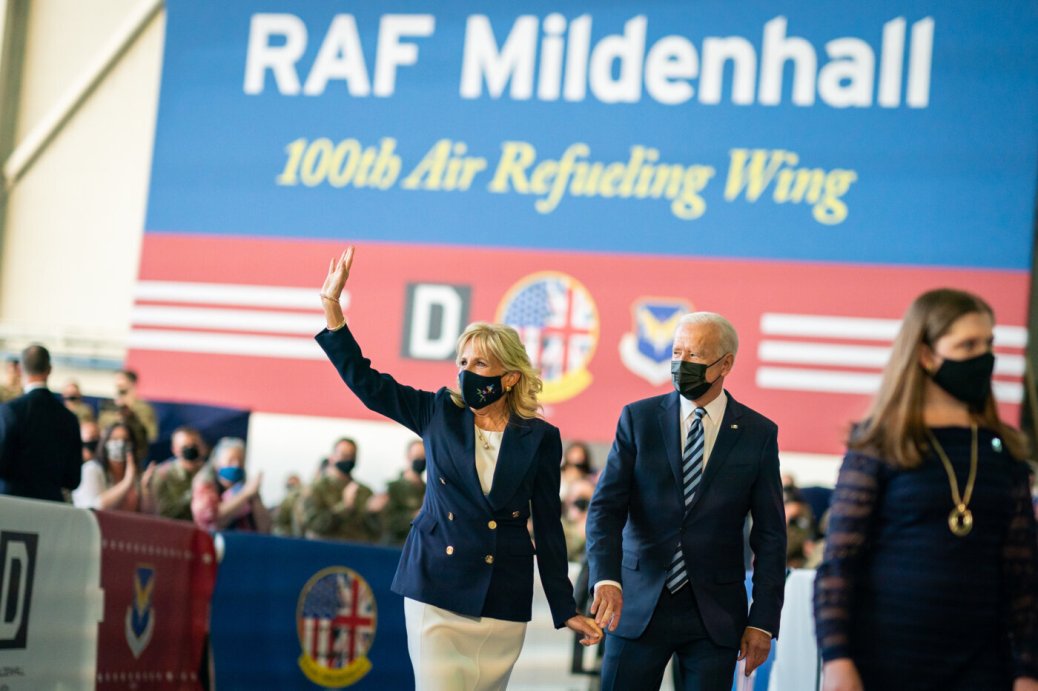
[218,466,245,485]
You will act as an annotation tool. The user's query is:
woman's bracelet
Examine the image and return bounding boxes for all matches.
[320,293,340,303]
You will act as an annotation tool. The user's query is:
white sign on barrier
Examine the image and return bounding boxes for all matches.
[0,496,103,690]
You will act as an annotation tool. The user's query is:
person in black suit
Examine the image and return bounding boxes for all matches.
[316,247,601,690]
[585,312,786,691]
[0,344,81,502]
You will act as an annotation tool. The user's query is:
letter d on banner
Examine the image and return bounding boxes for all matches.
[403,284,471,360]
[0,532,38,649]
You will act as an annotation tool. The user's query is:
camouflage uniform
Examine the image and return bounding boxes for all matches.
[149,460,203,521]
[273,486,303,537]
[380,474,426,546]
[298,475,377,543]
[99,399,158,442]
[65,400,95,423]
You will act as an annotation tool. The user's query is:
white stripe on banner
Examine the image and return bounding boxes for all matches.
[760,313,1027,348]
[131,306,319,335]
[760,314,900,340]
[756,366,1023,403]
[758,341,1026,376]
[134,280,348,310]
[128,329,324,360]
[758,341,890,368]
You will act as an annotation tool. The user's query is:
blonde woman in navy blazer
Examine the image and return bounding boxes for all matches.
[317,247,601,690]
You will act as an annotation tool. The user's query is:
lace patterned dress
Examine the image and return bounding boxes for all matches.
[814,427,1038,689]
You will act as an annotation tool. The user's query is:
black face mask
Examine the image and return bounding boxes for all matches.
[181,445,200,462]
[411,458,427,474]
[459,370,506,410]
[335,459,356,476]
[83,439,99,454]
[930,352,995,409]
[573,497,590,512]
[672,355,726,400]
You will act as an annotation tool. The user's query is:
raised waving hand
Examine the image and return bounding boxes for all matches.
[320,246,354,330]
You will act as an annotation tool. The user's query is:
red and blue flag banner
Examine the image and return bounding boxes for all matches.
[131,0,1038,455]
[94,510,217,690]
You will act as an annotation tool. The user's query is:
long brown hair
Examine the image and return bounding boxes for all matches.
[849,288,1028,467]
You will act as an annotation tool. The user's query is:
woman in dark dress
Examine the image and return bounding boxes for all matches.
[814,288,1038,691]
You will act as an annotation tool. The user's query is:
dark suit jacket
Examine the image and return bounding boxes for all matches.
[0,387,82,501]
[316,325,578,627]
[585,390,785,648]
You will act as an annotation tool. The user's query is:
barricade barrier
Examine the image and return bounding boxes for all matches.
[210,533,411,690]
[94,510,217,690]
[0,496,820,690]
[0,495,103,690]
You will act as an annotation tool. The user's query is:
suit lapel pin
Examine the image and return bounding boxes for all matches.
[730,424,739,429]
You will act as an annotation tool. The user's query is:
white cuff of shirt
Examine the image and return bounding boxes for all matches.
[746,625,773,638]
[593,580,622,595]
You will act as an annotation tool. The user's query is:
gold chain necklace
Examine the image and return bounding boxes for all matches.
[475,426,499,450]
[925,424,978,538]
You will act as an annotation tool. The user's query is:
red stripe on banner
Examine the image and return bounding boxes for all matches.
[129,233,1030,454]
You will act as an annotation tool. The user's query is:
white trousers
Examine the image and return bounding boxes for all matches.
[404,598,528,691]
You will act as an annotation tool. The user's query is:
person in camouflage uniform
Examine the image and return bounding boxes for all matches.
[297,438,378,542]
[0,357,21,403]
[377,439,427,546]
[144,426,207,521]
[272,474,303,536]
[98,369,158,442]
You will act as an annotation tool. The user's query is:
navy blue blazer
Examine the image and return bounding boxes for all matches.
[316,325,578,628]
[0,387,82,501]
[585,390,786,648]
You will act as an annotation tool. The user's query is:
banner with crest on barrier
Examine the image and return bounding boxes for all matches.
[94,510,217,690]
[209,532,411,690]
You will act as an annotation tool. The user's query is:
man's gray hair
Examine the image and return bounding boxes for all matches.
[676,312,739,357]
[211,436,246,465]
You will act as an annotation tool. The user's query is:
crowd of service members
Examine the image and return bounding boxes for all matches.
[0,355,602,553]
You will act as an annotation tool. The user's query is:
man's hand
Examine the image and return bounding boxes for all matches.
[1014,678,1038,691]
[738,627,771,676]
[589,584,623,632]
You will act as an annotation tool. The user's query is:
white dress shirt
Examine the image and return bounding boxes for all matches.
[680,390,727,467]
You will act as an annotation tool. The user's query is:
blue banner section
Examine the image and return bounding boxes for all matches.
[148,0,1038,269]
[210,533,411,690]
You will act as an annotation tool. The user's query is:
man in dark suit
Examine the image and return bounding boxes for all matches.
[585,312,786,690]
[0,344,82,501]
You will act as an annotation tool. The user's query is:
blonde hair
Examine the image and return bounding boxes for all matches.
[449,322,543,419]
[850,288,1027,468]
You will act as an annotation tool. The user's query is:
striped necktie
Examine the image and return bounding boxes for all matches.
[666,406,706,594]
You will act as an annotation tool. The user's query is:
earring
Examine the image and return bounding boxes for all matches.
[505,385,513,392]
